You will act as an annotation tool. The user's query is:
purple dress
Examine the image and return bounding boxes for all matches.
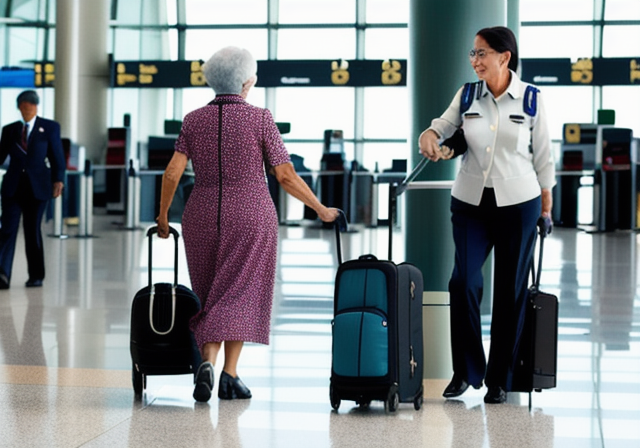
[175,95,290,347]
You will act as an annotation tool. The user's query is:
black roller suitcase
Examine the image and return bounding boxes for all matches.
[329,159,429,412]
[512,217,558,407]
[130,225,202,397]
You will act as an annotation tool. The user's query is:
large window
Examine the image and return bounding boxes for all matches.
[1,0,638,168]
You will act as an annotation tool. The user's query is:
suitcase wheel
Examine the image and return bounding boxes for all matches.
[330,384,341,411]
[386,384,399,413]
[132,366,146,398]
[413,385,424,411]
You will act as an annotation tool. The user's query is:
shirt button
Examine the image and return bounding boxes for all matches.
[486,146,491,153]
[490,125,496,131]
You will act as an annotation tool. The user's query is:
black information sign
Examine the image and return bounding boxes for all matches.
[255,59,406,87]
[31,57,640,88]
[111,60,207,88]
[109,59,406,88]
[521,57,640,86]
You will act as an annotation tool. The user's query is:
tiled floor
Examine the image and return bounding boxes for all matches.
[0,213,639,447]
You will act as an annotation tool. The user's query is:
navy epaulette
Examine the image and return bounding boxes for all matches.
[523,85,539,117]
[460,81,483,114]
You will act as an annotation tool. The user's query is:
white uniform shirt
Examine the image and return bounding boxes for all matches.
[428,71,556,207]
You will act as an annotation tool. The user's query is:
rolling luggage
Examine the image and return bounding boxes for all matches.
[130,225,202,397]
[329,159,430,412]
[511,217,558,408]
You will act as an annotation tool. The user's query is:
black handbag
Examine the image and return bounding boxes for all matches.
[441,128,467,158]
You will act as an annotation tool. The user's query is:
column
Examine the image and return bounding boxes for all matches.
[55,0,110,163]
[408,0,509,379]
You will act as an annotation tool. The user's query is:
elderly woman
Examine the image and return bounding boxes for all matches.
[419,27,555,404]
[157,46,339,402]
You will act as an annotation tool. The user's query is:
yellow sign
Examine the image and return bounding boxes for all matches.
[331,60,350,85]
[117,63,137,86]
[34,63,55,86]
[190,61,206,86]
[571,58,593,84]
[381,60,402,85]
[564,124,581,144]
[631,59,640,83]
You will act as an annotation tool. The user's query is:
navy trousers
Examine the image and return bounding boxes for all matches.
[0,174,48,283]
[448,188,540,390]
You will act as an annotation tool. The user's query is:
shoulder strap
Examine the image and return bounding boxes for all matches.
[523,85,539,117]
[460,81,483,114]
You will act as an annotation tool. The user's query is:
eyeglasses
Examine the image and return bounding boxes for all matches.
[469,48,496,61]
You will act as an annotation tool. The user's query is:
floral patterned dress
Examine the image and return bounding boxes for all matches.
[175,94,290,347]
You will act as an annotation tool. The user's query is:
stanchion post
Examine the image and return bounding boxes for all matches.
[76,160,95,238]
[86,160,94,237]
[125,159,135,229]
[78,162,87,237]
[123,159,142,230]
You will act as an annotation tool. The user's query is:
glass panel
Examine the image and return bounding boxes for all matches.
[520,0,595,22]
[363,87,408,140]
[277,29,355,59]
[520,26,594,59]
[184,29,268,60]
[605,0,640,20]
[6,28,40,65]
[361,142,409,173]
[165,0,177,25]
[539,86,594,141]
[10,0,41,21]
[283,141,354,171]
[279,0,355,24]
[274,88,355,140]
[181,87,266,116]
[602,86,640,137]
[184,0,267,24]
[366,0,409,24]
[602,26,640,57]
[281,142,324,171]
[364,28,409,60]
[113,29,142,59]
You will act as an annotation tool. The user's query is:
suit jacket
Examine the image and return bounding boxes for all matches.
[0,117,66,201]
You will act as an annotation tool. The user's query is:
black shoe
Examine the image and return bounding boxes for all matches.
[25,279,43,287]
[0,273,9,290]
[484,386,507,404]
[443,376,470,398]
[193,362,214,402]
[443,375,482,398]
[218,371,252,400]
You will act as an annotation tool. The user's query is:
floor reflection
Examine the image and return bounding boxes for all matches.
[0,216,638,447]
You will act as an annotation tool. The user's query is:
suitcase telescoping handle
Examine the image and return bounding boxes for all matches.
[146,225,180,288]
[333,209,348,265]
[530,216,553,289]
[388,157,431,259]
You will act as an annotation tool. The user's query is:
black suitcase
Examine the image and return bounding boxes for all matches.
[130,225,202,397]
[329,159,429,412]
[512,217,558,407]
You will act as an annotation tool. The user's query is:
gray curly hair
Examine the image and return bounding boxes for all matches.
[202,46,257,95]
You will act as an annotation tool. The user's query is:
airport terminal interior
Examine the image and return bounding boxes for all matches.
[1,0,640,447]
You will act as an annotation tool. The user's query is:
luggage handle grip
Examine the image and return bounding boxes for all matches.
[334,210,348,265]
[530,216,553,287]
[146,225,180,287]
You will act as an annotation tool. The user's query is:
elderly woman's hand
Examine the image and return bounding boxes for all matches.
[156,215,170,239]
[318,207,340,223]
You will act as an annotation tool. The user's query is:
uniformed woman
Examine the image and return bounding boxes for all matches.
[418,26,556,404]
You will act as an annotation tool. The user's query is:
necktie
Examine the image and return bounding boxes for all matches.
[21,123,29,150]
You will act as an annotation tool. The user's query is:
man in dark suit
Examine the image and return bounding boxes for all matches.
[0,90,66,289]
